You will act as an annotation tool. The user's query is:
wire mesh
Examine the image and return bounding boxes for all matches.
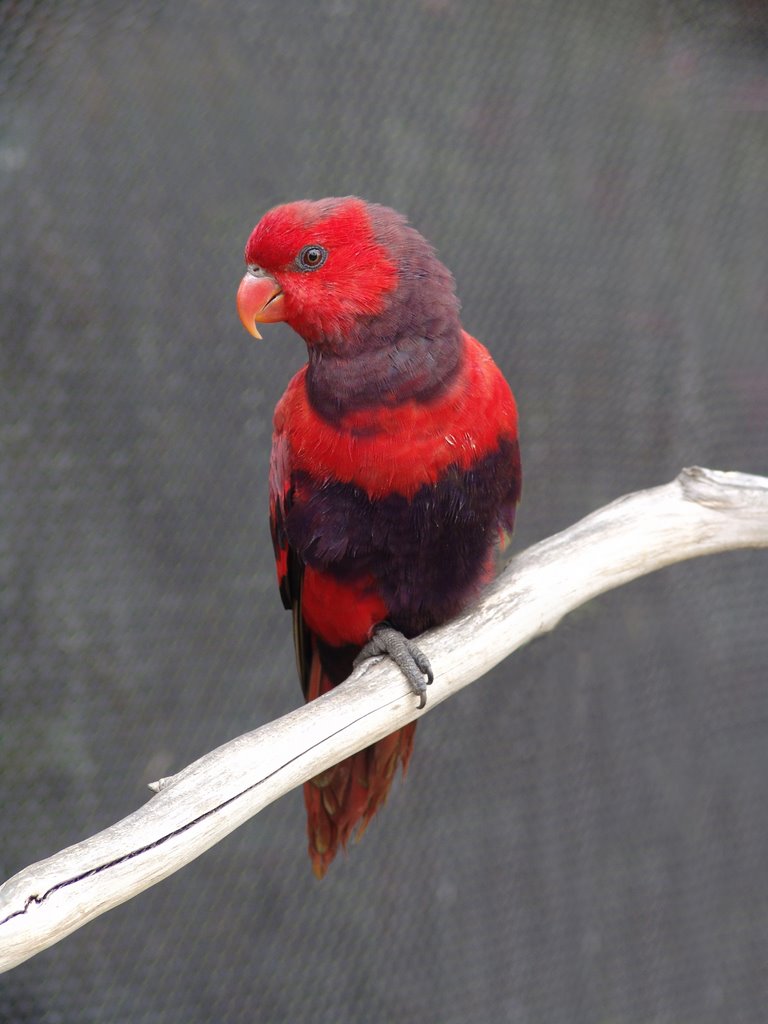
[2,1,767,1021]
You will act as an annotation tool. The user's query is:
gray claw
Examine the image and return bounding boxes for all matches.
[354,626,433,708]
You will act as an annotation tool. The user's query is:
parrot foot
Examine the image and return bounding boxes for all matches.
[354,625,433,709]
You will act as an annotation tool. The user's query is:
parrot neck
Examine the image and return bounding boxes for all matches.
[303,214,464,422]
[305,327,463,423]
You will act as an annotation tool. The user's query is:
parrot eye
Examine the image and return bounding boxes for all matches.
[296,245,328,271]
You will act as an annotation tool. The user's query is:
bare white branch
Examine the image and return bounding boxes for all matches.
[1,467,767,972]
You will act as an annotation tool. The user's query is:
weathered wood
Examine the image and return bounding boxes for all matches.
[1,467,766,972]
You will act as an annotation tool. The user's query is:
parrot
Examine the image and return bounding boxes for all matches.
[236,197,521,877]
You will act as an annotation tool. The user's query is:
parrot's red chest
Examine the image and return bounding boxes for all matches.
[275,332,518,500]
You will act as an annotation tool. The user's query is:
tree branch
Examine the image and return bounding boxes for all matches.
[2,467,767,972]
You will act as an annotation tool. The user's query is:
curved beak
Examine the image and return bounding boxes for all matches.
[236,271,285,339]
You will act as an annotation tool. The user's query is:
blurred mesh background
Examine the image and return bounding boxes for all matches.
[2,0,767,1021]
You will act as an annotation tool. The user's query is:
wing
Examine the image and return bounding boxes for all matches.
[497,433,522,554]
[269,423,311,694]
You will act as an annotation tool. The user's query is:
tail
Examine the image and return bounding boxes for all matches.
[303,643,416,879]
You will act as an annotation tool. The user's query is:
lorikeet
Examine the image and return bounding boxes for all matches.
[237,197,521,877]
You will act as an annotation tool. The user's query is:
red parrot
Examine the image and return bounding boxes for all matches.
[237,197,521,877]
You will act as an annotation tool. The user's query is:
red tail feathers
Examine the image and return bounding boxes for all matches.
[303,646,416,878]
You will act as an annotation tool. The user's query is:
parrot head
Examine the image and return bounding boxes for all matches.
[236,197,459,353]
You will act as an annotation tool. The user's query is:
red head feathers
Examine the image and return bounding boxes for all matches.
[237,197,460,355]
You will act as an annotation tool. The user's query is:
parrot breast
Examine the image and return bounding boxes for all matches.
[276,332,519,500]
[288,437,519,646]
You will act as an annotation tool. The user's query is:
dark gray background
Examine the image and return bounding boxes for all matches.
[2,1,767,1021]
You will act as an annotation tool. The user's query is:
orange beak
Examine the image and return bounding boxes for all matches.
[236,271,285,339]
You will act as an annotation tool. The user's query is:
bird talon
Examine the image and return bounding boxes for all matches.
[355,625,433,707]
